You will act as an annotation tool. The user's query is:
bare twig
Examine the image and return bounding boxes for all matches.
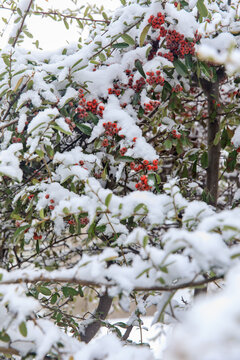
[12,0,34,48]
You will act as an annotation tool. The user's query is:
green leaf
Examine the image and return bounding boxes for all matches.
[200,152,208,168]
[27,79,34,90]
[0,331,10,342]
[99,52,106,61]
[63,207,70,215]
[78,285,84,297]
[50,293,58,304]
[134,203,146,212]
[96,224,107,233]
[76,123,92,136]
[62,286,78,297]
[139,24,151,47]
[112,42,129,49]
[13,225,30,238]
[19,322,27,337]
[17,8,22,16]
[63,19,69,29]
[120,0,126,4]
[143,235,148,248]
[163,138,173,150]
[38,286,51,296]
[221,128,229,149]
[102,12,108,21]
[185,54,193,70]
[35,149,44,159]
[2,55,10,67]
[200,61,213,80]
[226,150,237,172]
[105,193,112,208]
[135,59,146,78]
[173,59,189,77]
[213,130,221,146]
[23,30,33,38]
[72,58,83,69]
[116,155,135,162]
[197,0,208,18]
[0,274,2,281]
[87,112,99,125]
[121,34,135,45]
[52,124,72,136]
[39,209,45,219]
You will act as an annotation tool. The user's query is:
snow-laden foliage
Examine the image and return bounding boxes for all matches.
[0,0,240,358]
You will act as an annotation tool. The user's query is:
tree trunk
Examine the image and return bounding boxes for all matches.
[206,81,220,207]
[80,291,112,343]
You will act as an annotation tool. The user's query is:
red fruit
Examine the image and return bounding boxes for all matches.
[153,159,158,166]
[49,205,54,210]
[45,194,50,199]
[50,199,54,204]
[143,160,149,166]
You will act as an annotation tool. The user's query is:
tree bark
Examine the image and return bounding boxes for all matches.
[206,81,220,207]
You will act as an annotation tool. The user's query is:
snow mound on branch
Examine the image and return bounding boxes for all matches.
[164,264,240,360]
[0,143,23,182]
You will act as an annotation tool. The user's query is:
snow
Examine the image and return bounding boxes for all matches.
[0,0,239,358]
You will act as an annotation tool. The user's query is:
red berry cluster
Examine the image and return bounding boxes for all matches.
[120,147,127,156]
[103,121,121,136]
[80,217,89,225]
[68,219,75,225]
[172,84,183,93]
[74,160,85,166]
[76,89,104,119]
[33,232,42,240]
[102,121,123,147]
[148,12,200,62]
[45,194,55,210]
[12,136,22,143]
[172,129,181,139]
[108,84,121,96]
[135,175,152,191]
[146,71,164,86]
[65,117,76,131]
[124,70,146,93]
[167,30,195,58]
[130,159,158,172]
[144,100,160,114]
[148,12,165,29]
[28,194,34,200]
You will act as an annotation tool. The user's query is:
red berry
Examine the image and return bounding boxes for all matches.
[45,194,50,199]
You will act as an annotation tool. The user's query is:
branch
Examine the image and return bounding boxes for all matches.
[0,6,109,24]
[0,346,19,356]
[0,273,223,292]
[12,0,34,48]
[80,291,113,343]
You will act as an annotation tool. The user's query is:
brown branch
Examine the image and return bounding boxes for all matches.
[0,6,109,24]
[0,346,19,356]
[12,0,34,48]
[0,118,18,131]
[0,273,223,292]
[89,16,144,61]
